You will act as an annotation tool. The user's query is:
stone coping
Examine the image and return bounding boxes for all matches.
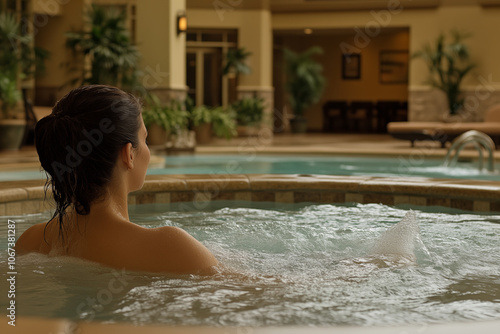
[2,174,500,216]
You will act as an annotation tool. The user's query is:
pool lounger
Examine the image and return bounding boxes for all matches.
[387,121,500,148]
[387,104,500,148]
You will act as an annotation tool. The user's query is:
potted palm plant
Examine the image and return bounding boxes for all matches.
[413,30,475,117]
[223,47,252,78]
[190,104,213,144]
[0,11,31,150]
[223,47,252,104]
[284,47,325,133]
[142,93,190,146]
[66,4,140,89]
[231,97,264,136]
[189,103,237,144]
[211,106,237,140]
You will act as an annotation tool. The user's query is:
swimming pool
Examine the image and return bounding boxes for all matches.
[1,202,499,327]
[151,154,499,180]
[1,154,498,181]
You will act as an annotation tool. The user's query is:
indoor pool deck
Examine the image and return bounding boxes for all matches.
[195,133,491,157]
[0,133,496,173]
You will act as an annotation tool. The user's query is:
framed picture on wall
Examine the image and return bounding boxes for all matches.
[342,53,361,80]
[379,50,409,84]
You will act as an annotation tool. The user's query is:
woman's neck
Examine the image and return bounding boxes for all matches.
[91,190,130,221]
[90,172,133,221]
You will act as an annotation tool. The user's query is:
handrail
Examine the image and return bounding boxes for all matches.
[443,130,495,172]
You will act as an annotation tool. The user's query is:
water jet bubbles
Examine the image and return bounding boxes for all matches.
[371,210,420,264]
[7,203,500,326]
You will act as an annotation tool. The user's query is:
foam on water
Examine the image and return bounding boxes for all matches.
[1,203,500,326]
[371,210,419,261]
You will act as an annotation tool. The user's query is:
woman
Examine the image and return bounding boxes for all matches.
[15,85,218,275]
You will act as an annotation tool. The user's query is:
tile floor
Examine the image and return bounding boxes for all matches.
[1,132,497,173]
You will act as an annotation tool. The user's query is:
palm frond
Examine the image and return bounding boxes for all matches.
[412,30,475,115]
[66,4,140,88]
[284,47,325,116]
[223,48,252,75]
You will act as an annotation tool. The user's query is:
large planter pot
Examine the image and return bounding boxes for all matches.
[194,123,212,144]
[0,119,26,151]
[290,116,308,133]
[147,123,170,146]
[237,125,260,137]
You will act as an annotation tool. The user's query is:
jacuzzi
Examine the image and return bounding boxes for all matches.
[1,174,499,333]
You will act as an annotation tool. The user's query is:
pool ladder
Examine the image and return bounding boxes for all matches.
[444,130,495,172]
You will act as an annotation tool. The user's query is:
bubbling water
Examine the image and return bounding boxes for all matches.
[1,203,500,327]
[337,210,422,271]
[373,210,419,256]
[364,209,420,267]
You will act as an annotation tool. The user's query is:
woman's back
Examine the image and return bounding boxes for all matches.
[16,212,218,275]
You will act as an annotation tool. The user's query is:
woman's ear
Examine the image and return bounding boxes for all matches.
[121,143,134,170]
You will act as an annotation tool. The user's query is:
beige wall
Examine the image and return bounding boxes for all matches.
[272,4,500,89]
[33,0,61,16]
[273,4,500,123]
[187,7,274,131]
[136,0,186,94]
[34,0,90,105]
[238,10,272,88]
[187,8,273,89]
[408,6,500,90]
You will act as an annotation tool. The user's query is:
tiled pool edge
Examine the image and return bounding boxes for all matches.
[3,174,500,215]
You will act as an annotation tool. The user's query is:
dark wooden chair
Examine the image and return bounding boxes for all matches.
[348,101,374,132]
[375,100,401,133]
[396,101,408,122]
[322,100,348,132]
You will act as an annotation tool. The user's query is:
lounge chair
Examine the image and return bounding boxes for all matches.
[387,104,500,148]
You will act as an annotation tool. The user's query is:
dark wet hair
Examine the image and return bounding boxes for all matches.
[35,85,142,240]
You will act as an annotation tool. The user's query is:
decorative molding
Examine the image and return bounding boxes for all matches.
[271,0,439,12]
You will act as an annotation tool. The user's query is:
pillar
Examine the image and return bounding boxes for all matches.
[136,0,187,102]
[238,2,274,135]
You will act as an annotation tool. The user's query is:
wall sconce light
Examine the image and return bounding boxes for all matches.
[177,12,187,35]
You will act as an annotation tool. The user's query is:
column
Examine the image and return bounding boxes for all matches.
[136,0,187,102]
[238,3,274,135]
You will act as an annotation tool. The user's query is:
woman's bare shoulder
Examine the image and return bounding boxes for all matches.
[123,225,219,275]
[15,222,47,255]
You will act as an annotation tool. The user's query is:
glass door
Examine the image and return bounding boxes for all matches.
[186,48,222,107]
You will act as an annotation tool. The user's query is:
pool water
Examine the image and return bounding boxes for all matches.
[150,155,500,180]
[1,154,499,181]
[1,202,500,326]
